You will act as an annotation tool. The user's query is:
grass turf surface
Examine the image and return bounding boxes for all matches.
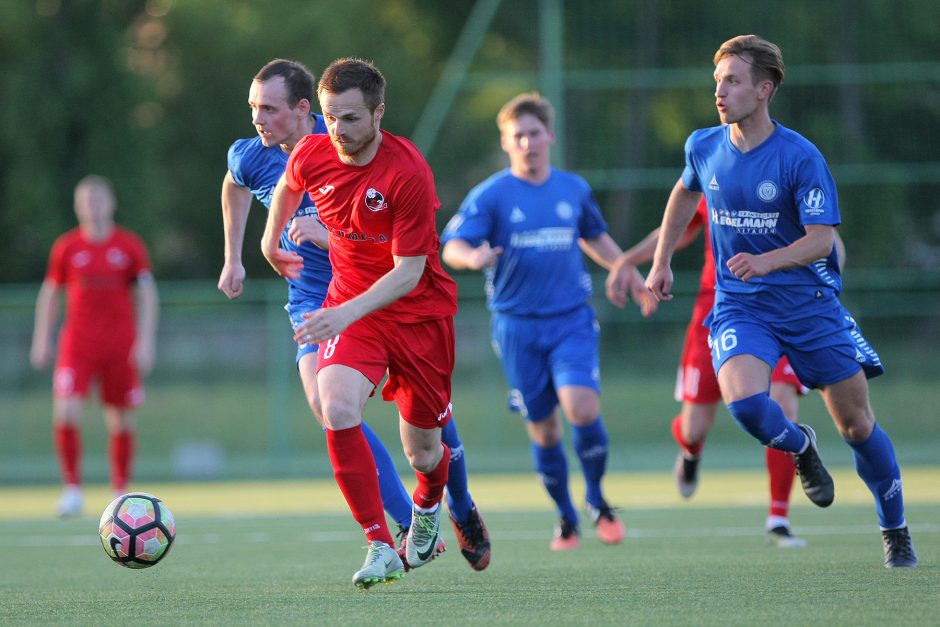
[1,470,938,625]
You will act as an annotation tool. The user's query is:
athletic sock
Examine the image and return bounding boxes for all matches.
[325,425,393,546]
[440,419,473,522]
[847,423,906,529]
[108,430,134,492]
[671,414,704,457]
[572,417,609,507]
[413,443,450,510]
[54,423,81,485]
[532,442,578,524]
[727,392,806,451]
[766,446,796,518]
[361,421,412,529]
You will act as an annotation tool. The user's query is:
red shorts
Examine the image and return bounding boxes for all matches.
[317,314,455,429]
[54,345,143,408]
[675,293,807,403]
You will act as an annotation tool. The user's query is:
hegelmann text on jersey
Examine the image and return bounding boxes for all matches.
[509,227,576,250]
[711,208,778,234]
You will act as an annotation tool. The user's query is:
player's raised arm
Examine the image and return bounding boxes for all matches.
[646,179,702,301]
[261,172,304,279]
[218,171,254,299]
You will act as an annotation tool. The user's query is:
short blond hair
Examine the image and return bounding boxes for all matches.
[714,35,785,99]
[497,92,554,132]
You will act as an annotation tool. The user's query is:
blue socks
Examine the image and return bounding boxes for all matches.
[727,392,806,451]
[532,442,578,523]
[361,421,412,529]
[572,417,609,507]
[848,423,905,529]
[441,419,473,522]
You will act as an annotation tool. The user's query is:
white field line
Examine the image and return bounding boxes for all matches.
[3,523,939,549]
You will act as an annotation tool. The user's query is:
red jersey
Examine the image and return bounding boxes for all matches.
[285,131,457,322]
[692,196,716,296]
[46,226,151,353]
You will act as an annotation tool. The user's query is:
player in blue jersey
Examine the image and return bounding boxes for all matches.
[218,59,489,572]
[644,35,917,568]
[442,92,647,550]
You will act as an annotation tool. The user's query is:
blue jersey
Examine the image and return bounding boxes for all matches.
[442,168,608,316]
[227,115,331,304]
[682,122,842,319]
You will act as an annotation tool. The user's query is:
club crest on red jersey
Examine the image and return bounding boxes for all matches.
[364,188,387,212]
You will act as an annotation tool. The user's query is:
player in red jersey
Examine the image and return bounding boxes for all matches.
[262,58,460,589]
[607,196,844,546]
[30,175,159,517]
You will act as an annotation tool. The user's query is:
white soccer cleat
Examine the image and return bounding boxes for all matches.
[405,504,444,568]
[57,485,84,518]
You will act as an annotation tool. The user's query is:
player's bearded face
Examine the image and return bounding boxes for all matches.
[320,89,383,159]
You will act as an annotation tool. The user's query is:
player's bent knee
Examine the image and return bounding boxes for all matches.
[404,446,441,473]
[726,392,776,445]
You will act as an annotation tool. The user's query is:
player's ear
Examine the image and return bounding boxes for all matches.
[296,98,312,116]
[373,102,385,124]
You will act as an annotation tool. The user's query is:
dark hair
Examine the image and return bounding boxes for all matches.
[318,58,385,112]
[254,59,316,107]
[497,92,555,132]
[714,35,785,98]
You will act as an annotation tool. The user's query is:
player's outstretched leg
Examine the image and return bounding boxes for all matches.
[671,415,703,499]
[765,447,806,548]
[361,421,413,529]
[405,503,444,569]
[846,422,917,568]
[352,540,405,589]
[448,504,491,570]
[396,524,446,572]
[326,426,400,586]
[404,444,450,569]
[54,422,83,517]
[573,417,625,545]
[533,442,581,550]
[882,527,918,568]
[440,419,491,570]
[791,425,835,507]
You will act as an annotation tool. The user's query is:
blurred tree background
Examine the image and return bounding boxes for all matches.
[2,0,939,484]
[1,0,938,284]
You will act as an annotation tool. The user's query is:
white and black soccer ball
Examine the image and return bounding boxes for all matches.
[99,492,176,569]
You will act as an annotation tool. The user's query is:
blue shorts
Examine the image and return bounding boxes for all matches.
[287,299,322,364]
[491,304,600,422]
[706,301,884,389]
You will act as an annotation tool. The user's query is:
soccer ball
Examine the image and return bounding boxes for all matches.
[99,492,176,569]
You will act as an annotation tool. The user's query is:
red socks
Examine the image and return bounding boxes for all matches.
[326,425,394,546]
[54,423,81,486]
[413,443,450,510]
[109,431,135,492]
[766,446,796,517]
[671,415,704,457]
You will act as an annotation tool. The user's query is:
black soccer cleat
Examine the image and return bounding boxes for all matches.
[766,525,807,548]
[449,503,491,571]
[674,452,700,499]
[882,526,918,568]
[792,424,834,507]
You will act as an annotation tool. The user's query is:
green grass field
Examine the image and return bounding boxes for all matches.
[2,470,938,625]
